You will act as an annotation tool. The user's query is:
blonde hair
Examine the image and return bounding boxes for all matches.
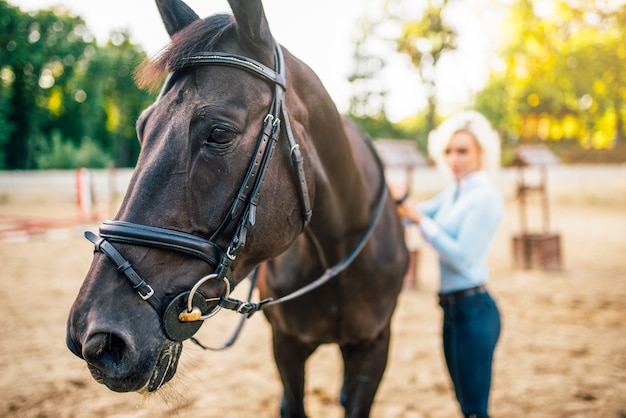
[427,111,501,175]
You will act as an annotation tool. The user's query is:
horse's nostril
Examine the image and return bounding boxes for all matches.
[83,332,133,377]
[66,333,82,358]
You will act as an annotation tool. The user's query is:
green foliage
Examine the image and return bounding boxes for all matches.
[347,0,459,144]
[391,109,432,152]
[348,0,625,162]
[348,15,388,118]
[394,2,457,68]
[36,130,112,169]
[350,108,431,157]
[0,74,14,166]
[0,1,156,169]
[350,114,410,141]
[473,0,626,151]
[391,0,457,134]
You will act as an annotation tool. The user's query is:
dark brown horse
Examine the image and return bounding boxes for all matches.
[66,0,408,416]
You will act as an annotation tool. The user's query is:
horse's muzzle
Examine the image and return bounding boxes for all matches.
[66,318,181,393]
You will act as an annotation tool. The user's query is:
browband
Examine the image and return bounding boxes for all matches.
[176,52,287,90]
[99,220,224,267]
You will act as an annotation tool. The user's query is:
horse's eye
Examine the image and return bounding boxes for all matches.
[208,127,237,144]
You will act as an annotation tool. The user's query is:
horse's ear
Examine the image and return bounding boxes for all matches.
[155,0,199,37]
[228,0,273,51]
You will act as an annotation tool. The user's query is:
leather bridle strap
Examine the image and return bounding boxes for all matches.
[85,44,387,330]
[211,111,281,281]
[176,52,286,90]
[219,135,389,316]
[99,220,225,266]
[85,230,163,313]
[188,48,310,231]
[275,47,312,229]
[195,50,286,280]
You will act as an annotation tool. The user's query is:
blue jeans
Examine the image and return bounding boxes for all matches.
[440,291,501,417]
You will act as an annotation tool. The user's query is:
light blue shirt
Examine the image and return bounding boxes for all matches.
[417,171,503,294]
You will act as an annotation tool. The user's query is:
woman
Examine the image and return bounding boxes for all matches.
[394,111,503,418]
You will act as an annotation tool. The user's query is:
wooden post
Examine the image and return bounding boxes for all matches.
[108,165,117,219]
[540,166,550,232]
[75,168,93,217]
[517,166,528,234]
[511,145,563,271]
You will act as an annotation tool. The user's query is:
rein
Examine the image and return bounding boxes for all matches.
[85,43,388,346]
[256,137,387,308]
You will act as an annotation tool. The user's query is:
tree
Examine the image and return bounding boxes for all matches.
[348,15,387,118]
[474,0,626,150]
[0,1,155,169]
[0,2,94,168]
[347,3,420,141]
[389,0,457,134]
[79,31,153,167]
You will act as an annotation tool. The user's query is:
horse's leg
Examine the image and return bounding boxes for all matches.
[272,329,317,418]
[339,326,391,418]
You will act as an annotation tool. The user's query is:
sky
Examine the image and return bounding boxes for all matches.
[12,0,502,121]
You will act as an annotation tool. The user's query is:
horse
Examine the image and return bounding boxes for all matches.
[66,1,409,416]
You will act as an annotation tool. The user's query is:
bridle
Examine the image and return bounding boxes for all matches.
[85,43,388,343]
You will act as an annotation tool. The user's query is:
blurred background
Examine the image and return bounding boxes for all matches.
[0,2,625,417]
[1,0,625,171]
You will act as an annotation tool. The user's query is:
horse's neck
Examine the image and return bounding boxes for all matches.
[286,58,374,253]
[308,124,373,249]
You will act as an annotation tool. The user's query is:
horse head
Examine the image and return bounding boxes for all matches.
[66,0,317,393]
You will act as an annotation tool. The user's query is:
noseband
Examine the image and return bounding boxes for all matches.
[86,43,387,343]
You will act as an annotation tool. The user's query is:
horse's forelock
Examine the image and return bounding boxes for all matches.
[135,14,235,93]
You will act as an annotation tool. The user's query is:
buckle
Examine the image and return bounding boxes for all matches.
[138,285,155,300]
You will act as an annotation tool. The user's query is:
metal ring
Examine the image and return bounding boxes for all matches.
[198,277,231,320]
[289,144,299,156]
[187,274,218,313]
[186,274,231,320]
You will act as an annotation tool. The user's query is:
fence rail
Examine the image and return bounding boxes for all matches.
[1,164,624,208]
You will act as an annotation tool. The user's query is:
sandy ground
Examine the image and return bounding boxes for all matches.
[0,195,625,418]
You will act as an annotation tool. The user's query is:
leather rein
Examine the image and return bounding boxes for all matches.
[85,44,388,344]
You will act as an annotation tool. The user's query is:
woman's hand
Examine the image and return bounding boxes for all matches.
[388,183,423,224]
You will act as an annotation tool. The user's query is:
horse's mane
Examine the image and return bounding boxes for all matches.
[135,14,235,92]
